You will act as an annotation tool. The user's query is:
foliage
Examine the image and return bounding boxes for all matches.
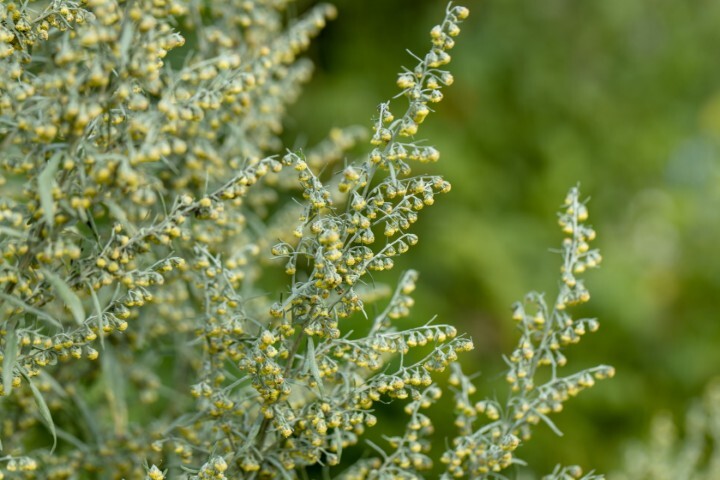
[614,378,720,480]
[0,1,613,479]
[287,1,720,474]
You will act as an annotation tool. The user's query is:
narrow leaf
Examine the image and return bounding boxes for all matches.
[0,226,25,238]
[306,337,324,395]
[38,152,62,228]
[20,370,57,452]
[88,285,105,349]
[55,428,88,451]
[266,457,293,480]
[42,269,85,325]
[535,410,565,437]
[2,322,18,394]
[101,345,127,435]
[334,427,343,460]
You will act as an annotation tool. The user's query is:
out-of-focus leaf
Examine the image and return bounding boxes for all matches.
[42,269,85,326]
[38,152,61,228]
[101,345,127,435]
[20,369,57,452]
[0,226,25,238]
[305,337,324,395]
[2,322,17,395]
[88,285,105,349]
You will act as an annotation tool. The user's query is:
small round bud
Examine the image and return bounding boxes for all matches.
[454,6,470,20]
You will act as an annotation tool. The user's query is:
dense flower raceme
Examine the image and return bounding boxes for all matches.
[0,1,610,479]
[440,186,614,479]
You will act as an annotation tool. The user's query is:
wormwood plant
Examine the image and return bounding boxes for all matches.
[0,1,612,478]
[614,378,720,480]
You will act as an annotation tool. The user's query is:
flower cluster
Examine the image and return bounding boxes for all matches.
[0,0,339,477]
[183,4,473,476]
[0,1,613,479]
[439,187,614,479]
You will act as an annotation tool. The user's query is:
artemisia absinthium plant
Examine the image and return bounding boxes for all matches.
[440,187,615,479]
[0,0,612,478]
[0,0,472,478]
[0,0,355,478]
[250,4,473,479]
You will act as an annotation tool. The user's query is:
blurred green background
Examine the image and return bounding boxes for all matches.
[285,0,720,476]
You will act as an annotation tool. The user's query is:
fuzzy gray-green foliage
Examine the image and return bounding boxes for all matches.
[0,1,610,478]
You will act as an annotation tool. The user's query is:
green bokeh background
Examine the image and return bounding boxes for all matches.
[285,0,720,476]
